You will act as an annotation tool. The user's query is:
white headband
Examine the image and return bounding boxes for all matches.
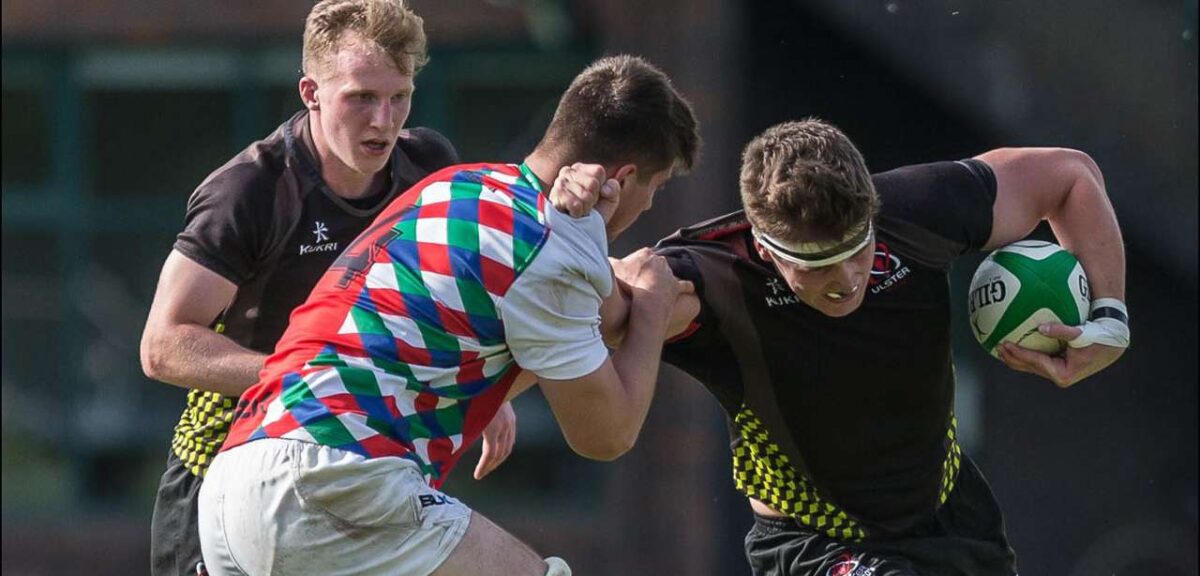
[753,221,874,268]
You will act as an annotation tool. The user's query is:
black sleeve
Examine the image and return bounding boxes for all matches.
[873,158,997,269]
[653,246,719,349]
[403,127,460,172]
[173,159,277,285]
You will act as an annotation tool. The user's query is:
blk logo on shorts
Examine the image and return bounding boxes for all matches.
[419,494,453,508]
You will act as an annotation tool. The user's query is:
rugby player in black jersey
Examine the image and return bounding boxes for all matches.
[569,119,1128,575]
[137,2,515,574]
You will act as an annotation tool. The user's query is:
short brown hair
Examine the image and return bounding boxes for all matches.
[303,0,428,78]
[537,55,700,179]
[740,119,879,243]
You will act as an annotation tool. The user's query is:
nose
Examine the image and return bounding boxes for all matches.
[371,101,392,129]
[832,260,861,290]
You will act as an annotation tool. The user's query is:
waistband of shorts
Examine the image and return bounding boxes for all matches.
[751,511,804,533]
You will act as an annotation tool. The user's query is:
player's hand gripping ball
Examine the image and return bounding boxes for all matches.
[968,240,1090,357]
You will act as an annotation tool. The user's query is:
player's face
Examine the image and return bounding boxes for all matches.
[309,37,414,180]
[606,167,673,240]
[763,233,875,317]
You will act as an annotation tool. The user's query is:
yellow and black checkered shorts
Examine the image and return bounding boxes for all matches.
[170,389,236,477]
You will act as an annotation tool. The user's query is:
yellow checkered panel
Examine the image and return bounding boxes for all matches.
[731,406,961,541]
[170,390,235,477]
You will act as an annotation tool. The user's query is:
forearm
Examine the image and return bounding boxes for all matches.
[1047,154,1126,300]
[598,270,631,347]
[141,324,266,397]
[605,299,672,446]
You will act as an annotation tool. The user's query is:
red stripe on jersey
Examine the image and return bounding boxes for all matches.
[417,242,453,276]
[480,255,515,296]
[395,339,434,367]
[477,199,515,235]
[321,393,365,415]
[455,357,486,386]
[434,300,478,340]
[262,410,302,438]
[414,390,440,413]
[364,287,409,318]
[418,200,451,218]
[359,434,408,459]
[425,436,456,476]
[697,222,751,241]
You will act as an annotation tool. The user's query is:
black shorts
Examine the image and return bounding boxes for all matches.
[744,457,1018,576]
[150,449,206,576]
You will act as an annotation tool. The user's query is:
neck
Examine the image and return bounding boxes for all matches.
[307,113,385,199]
[522,150,560,191]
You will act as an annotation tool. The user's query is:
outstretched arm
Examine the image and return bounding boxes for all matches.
[978,148,1127,387]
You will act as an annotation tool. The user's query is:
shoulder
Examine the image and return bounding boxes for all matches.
[657,210,752,271]
[190,129,291,209]
[529,207,609,290]
[873,159,998,266]
[873,159,996,212]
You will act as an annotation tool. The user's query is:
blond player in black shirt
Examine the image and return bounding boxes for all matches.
[137,2,517,574]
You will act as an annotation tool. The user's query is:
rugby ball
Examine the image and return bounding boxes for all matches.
[968,240,1090,356]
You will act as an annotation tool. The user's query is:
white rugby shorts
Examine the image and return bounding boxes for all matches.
[198,438,471,575]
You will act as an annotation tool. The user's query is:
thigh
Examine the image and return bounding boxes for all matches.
[430,511,548,576]
[151,450,205,576]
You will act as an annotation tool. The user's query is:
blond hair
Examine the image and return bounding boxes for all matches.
[302,0,428,78]
[740,119,879,243]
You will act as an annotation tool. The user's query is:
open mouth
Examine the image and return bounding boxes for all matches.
[362,139,390,155]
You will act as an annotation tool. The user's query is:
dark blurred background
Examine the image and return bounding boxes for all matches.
[2,1,1196,574]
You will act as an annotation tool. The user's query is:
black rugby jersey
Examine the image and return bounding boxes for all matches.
[658,160,996,539]
[169,111,458,476]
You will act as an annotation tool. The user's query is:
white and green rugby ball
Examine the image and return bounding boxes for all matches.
[968,240,1090,356]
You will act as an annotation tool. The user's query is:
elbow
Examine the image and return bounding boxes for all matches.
[140,329,172,382]
[1061,148,1104,186]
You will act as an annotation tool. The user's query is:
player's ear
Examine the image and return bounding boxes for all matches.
[612,164,637,187]
[299,76,320,111]
[753,238,774,262]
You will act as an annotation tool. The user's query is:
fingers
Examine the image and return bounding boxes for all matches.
[475,404,517,480]
[1038,323,1083,342]
[996,343,1073,388]
[568,162,607,183]
[473,438,494,480]
[549,163,607,218]
[474,429,514,480]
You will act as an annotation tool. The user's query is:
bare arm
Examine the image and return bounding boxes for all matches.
[981,147,1125,300]
[538,249,692,461]
[978,148,1127,386]
[140,250,265,397]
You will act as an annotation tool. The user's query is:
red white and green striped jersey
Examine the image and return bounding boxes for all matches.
[223,163,612,486]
